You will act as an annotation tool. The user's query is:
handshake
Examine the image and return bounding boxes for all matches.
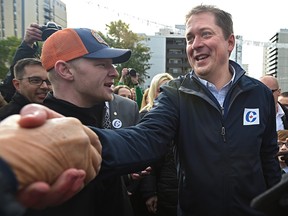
[0,104,102,208]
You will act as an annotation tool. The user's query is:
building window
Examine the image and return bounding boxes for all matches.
[168,68,182,74]
[169,59,182,64]
[168,49,182,54]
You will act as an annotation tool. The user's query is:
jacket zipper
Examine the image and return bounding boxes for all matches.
[221,106,226,142]
[221,126,226,142]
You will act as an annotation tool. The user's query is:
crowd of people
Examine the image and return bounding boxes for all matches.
[1,4,288,216]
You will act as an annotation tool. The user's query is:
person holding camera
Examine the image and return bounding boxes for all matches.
[0,23,60,102]
[0,23,60,120]
[0,23,42,102]
[118,68,143,108]
[0,58,52,121]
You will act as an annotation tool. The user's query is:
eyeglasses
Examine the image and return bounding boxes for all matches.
[271,88,279,93]
[19,76,51,86]
[278,142,288,148]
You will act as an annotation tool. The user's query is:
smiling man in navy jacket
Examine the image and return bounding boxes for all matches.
[90,5,281,216]
[11,5,282,216]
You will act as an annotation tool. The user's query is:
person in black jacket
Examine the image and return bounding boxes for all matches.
[0,58,51,120]
[85,5,281,215]
[0,23,54,120]
[0,23,44,102]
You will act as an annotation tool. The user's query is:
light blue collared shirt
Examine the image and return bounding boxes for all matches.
[197,66,236,107]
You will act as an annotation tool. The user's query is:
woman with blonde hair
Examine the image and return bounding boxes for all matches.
[140,88,149,110]
[140,73,173,115]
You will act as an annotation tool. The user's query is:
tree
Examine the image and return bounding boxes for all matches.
[0,37,21,80]
[99,20,151,87]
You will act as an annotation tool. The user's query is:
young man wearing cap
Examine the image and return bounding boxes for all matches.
[24,28,137,216]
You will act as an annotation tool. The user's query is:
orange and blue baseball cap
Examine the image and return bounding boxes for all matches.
[41,28,131,71]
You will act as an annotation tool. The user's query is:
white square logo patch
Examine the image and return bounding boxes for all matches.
[243,108,260,125]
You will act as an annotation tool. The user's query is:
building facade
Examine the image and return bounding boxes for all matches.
[142,27,190,88]
[0,0,67,40]
[264,29,288,91]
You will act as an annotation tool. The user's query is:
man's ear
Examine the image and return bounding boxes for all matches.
[54,60,74,80]
[227,34,235,55]
[12,78,20,91]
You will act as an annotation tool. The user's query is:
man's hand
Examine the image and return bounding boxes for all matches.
[146,195,158,214]
[0,104,102,189]
[130,166,152,180]
[23,23,43,47]
[121,68,129,78]
[17,168,86,209]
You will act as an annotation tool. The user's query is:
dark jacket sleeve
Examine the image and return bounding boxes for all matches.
[0,158,25,216]
[91,84,180,179]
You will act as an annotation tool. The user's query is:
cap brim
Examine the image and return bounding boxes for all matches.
[84,48,131,64]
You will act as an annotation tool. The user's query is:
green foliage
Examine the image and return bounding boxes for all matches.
[0,37,21,80]
[99,20,151,86]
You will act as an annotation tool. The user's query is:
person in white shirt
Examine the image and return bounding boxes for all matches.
[260,75,288,131]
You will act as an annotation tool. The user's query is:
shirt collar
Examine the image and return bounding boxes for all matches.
[197,65,236,89]
[277,103,285,117]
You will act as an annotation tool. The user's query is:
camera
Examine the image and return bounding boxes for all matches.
[40,22,62,41]
[127,68,137,77]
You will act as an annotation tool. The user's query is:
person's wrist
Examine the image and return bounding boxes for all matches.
[22,40,35,49]
[24,39,35,48]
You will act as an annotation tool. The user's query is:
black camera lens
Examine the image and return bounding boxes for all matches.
[128,69,137,77]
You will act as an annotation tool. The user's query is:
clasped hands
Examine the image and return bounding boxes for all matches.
[0,104,102,209]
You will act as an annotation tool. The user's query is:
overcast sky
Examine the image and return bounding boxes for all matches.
[61,0,288,78]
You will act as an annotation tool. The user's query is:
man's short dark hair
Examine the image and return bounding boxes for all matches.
[14,58,43,79]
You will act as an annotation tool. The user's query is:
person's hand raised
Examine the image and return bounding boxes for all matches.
[23,23,43,47]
